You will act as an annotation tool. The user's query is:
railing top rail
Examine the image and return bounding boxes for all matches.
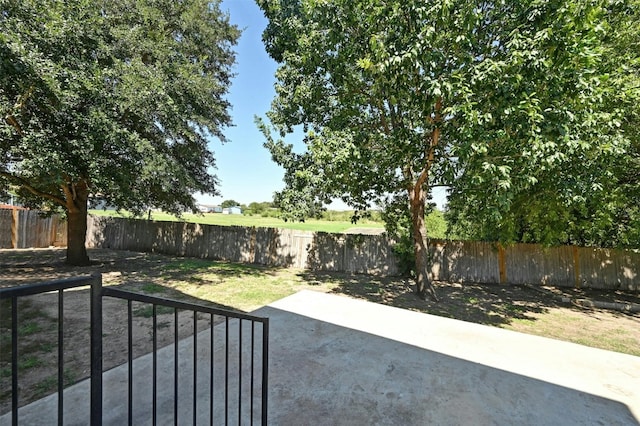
[102,287,269,324]
[0,274,98,299]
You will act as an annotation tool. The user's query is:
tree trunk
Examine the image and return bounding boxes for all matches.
[66,182,90,266]
[409,185,438,301]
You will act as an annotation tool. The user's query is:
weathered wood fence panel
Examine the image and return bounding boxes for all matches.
[0,210,12,248]
[306,233,398,274]
[0,208,66,249]
[504,244,576,287]
[578,247,640,292]
[83,216,639,291]
[86,216,398,274]
[433,239,501,283]
[3,213,638,291]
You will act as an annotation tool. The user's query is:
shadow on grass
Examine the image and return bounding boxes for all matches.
[0,267,259,414]
[0,248,281,290]
[297,270,564,327]
[3,247,637,329]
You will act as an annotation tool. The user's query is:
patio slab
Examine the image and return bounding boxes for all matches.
[264,291,639,425]
[2,290,639,425]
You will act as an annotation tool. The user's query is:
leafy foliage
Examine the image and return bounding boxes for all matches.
[257,0,635,297]
[243,201,281,217]
[446,0,640,248]
[221,200,241,209]
[1,0,239,263]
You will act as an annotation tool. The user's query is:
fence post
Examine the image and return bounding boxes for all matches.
[573,246,581,289]
[11,208,18,248]
[90,273,103,425]
[498,243,507,284]
[250,226,257,264]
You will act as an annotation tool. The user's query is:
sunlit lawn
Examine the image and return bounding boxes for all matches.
[125,258,345,312]
[105,254,640,357]
[88,209,384,233]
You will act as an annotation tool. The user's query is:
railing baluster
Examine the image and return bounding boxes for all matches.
[58,290,64,426]
[90,274,103,426]
[174,308,179,426]
[238,319,242,426]
[262,320,269,425]
[11,296,18,426]
[210,314,214,425]
[128,300,133,426]
[193,311,197,426]
[251,321,255,426]
[225,316,229,426]
[152,304,157,426]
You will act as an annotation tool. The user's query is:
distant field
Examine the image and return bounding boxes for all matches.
[88,210,385,234]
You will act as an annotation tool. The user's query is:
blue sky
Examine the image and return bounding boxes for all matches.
[196,0,285,207]
[199,0,447,210]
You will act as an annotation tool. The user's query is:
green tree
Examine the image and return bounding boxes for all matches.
[221,199,240,208]
[1,0,239,264]
[446,0,640,248]
[244,201,277,216]
[257,0,631,299]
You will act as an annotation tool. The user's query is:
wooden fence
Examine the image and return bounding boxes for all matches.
[428,240,639,291]
[0,208,67,249]
[85,216,639,291]
[1,212,638,291]
[85,216,398,275]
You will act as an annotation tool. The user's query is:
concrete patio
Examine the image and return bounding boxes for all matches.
[3,290,639,425]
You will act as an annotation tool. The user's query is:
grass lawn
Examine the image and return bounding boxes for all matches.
[3,248,638,357]
[88,209,385,233]
[1,248,639,412]
[124,256,640,357]
[129,258,343,312]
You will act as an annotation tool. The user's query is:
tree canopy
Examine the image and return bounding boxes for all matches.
[257,0,635,299]
[221,199,241,208]
[1,0,239,264]
[446,0,640,248]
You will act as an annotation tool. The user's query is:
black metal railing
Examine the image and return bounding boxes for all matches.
[0,274,269,425]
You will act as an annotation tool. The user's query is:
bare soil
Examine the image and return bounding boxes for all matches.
[1,248,639,415]
[0,249,234,414]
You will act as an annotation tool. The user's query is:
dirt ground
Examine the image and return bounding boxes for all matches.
[0,249,236,414]
[1,247,639,414]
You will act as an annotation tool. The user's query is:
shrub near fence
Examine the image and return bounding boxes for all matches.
[1,212,637,291]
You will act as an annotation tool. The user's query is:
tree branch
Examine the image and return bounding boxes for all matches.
[0,171,67,207]
[416,97,443,191]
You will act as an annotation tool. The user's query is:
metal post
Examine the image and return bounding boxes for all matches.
[11,297,18,426]
[261,319,269,425]
[58,290,64,426]
[90,273,103,425]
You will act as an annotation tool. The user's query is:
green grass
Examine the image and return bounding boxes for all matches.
[141,259,342,312]
[88,209,385,233]
[19,356,43,371]
[30,369,78,399]
[505,309,640,357]
[37,342,56,353]
[33,376,58,398]
[18,322,42,336]
[133,305,175,318]
[141,283,168,294]
[133,257,640,356]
